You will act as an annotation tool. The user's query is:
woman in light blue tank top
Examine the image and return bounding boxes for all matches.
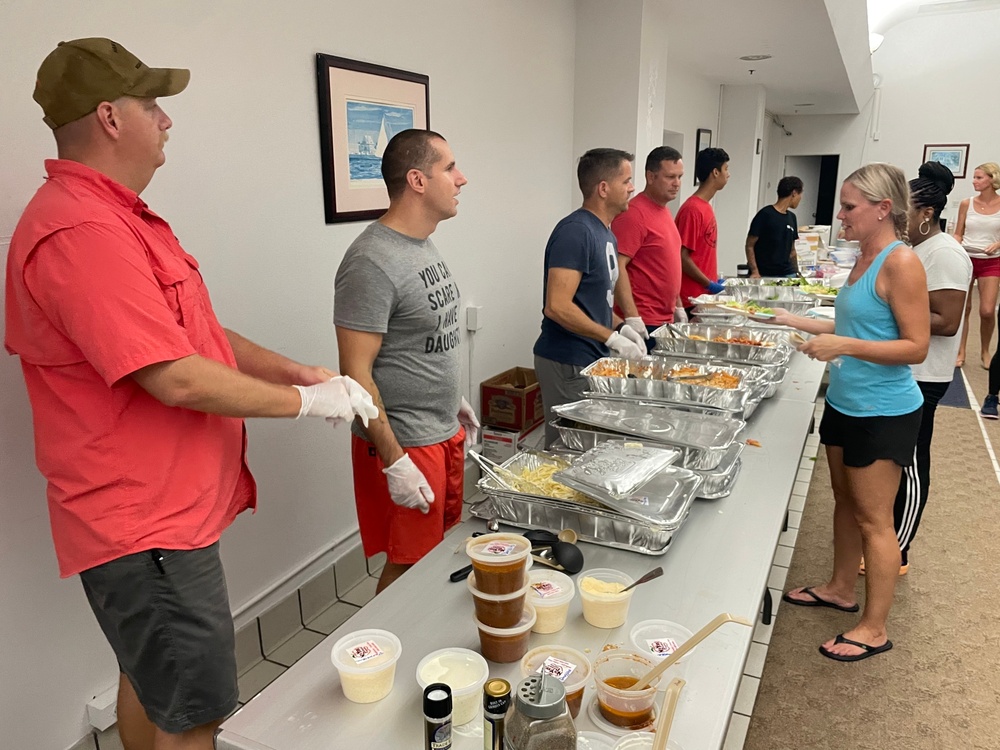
[771,164,930,662]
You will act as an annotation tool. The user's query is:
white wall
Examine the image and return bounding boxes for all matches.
[760,103,874,238]
[867,7,1000,223]
[663,62,721,205]
[0,2,576,748]
[760,6,1000,238]
[715,85,766,275]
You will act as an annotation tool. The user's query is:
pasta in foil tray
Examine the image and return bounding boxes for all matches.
[553,441,678,499]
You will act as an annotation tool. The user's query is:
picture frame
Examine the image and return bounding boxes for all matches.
[695,128,712,185]
[316,54,430,223]
[922,143,970,179]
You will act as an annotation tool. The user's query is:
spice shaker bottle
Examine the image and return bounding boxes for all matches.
[424,682,452,750]
[503,674,576,750]
[484,678,511,750]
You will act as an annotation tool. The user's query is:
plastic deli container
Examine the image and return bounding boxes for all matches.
[330,629,402,703]
[629,620,695,685]
[416,647,490,726]
[527,568,576,634]
[592,650,660,730]
[468,572,529,628]
[520,644,592,719]
[474,604,537,663]
[467,533,532,595]
[578,568,635,628]
[612,733,687,750]
[578,732,618,750]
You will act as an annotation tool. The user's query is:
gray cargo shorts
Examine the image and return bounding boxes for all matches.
[534,354,588,448]
[79,541,238,733]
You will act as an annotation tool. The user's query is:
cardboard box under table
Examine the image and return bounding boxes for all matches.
[480,367,544,431]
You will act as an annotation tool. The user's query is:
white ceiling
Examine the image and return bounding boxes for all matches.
[664,0,871,116]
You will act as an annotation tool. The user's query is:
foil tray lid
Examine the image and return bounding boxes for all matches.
[552,399,744,452]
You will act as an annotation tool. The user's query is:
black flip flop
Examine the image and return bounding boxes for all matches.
[819,633,893,662]
[782,586,860,613]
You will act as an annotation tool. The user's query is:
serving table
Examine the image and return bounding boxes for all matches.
[216,353,827,750]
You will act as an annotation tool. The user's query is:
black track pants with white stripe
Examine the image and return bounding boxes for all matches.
[892,379,951,564]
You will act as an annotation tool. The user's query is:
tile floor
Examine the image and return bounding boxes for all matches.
[83,400,826,750]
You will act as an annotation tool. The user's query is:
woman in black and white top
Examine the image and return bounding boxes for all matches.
[864,162,972,576]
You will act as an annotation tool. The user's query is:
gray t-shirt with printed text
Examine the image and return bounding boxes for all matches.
[334,222,462,447]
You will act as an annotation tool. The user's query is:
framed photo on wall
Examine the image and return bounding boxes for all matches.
[694,128,712,185]
[922,143,970,179]
[316,54,430,223]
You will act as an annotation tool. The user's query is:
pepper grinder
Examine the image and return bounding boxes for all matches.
[503,674,575,750]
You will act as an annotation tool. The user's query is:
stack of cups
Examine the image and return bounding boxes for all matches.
[467,533,535,663]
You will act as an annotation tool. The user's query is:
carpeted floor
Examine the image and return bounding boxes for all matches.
[745,290,1000,750]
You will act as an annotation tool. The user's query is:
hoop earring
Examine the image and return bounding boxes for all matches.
[919,218,931,236]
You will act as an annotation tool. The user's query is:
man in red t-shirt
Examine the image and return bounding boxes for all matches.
[677,147,731,308]
[612,146,686,339]
[5,39,377,750]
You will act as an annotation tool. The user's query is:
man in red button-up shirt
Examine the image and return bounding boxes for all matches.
[5,38,377,750]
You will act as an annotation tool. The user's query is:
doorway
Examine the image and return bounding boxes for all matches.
[783,154,839,227]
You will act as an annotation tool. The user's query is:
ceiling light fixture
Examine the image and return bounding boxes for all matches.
[739,54,772,61]
[793,103,815,107]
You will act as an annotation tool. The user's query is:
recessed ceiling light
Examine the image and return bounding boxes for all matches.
[739,54,772,61]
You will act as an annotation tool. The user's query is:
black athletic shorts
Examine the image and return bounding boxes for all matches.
[819,402,922,468]
[79,541,238,733]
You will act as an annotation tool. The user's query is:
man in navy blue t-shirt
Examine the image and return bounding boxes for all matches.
[533,148,647,446]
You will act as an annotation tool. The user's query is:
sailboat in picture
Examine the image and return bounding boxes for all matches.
[375,116,389,157]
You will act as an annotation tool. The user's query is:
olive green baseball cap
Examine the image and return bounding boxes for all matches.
[33,38,190,129]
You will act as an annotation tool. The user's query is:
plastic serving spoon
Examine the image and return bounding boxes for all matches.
[629,613,753,691]
[619,567,664,594]
[652,678,686,750]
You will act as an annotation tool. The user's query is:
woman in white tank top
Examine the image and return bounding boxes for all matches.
[955,162,1000,368]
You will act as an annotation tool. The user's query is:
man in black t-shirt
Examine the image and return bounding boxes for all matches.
[746,176,803,277]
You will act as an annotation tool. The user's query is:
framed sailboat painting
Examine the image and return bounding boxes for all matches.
[316,54,430,223]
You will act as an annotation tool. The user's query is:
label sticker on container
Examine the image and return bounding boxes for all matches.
[530,580,563,598]
[628,495,651,506]
[647,638,680,657]
[484,541,516,555]
[348,640,384,664]
[535,656,576,682]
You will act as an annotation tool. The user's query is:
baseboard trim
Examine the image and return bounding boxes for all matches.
[232,527,362,629]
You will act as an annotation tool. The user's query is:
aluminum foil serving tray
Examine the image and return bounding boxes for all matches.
[651,324,792,365]
[653,352,788,399]
[692,441,744,499]
[550,400,744,470]
[581,357,753,413]
[473,451,699,555]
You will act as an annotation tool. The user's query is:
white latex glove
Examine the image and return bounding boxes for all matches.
[673,306,689,324]
[605,331,646,360]
[619,323,647,350]
[625,317,646,337]
[293,376,379,427]
[382,454,434,514]
[457,397,480,454]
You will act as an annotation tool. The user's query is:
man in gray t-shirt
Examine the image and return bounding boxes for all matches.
[334,129,479,592]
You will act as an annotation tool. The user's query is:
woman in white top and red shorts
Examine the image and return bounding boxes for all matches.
[955,162,1000,369]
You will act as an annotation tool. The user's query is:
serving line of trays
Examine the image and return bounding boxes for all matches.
[471,445,702,557]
